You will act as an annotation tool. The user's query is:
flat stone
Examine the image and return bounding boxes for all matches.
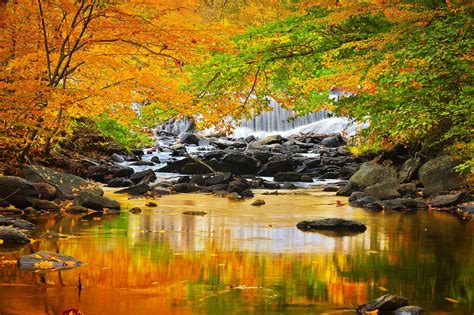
[357,294,408,314]
[76,191,120,212]
[431,192,466,208]
[251,199,265,206]
[0,217,35,230]
[115,183,150,196]
[297,218,367,232]
[18,250,83,272]
[0,227,31,245]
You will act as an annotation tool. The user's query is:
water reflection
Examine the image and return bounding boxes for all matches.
[0,189,472,314]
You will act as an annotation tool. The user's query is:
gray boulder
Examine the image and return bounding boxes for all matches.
[431,191,466,208]
[179,132,199,145]
[357,294,408,314]
[115,183,150,196]
[19,251,83,272]
[76,191,120,212]
[0,176,38,208]
[418,155,466,193]
[364,178,401,200]
[0,227,30,245]
[349,162,398,189]
[398,157,422,183]
[21,165,102,199]
[296,218,367,232]
[130,169,157,184]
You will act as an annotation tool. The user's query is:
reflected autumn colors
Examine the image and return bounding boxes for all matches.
[0,189,473,314]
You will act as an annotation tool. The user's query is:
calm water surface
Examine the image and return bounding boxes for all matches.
[0,189,472,314]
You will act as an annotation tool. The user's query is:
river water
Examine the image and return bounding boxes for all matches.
[0,189,472,314]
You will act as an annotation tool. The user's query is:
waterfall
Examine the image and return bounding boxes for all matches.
[238,98,329,132]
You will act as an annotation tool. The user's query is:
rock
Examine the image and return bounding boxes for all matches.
[65,205,89,214]
[76,191,120,212]
[228,192,244,201]
[181,163,213,174]
[297,218,367,233]
[336,181,360,197]
[245,135,256,143]
[110,153,126,163]
[158,157,194,173]
[21,165,102,199]
[398,157,422,183]
[240,189,254,198]
[204,150,226,160]
[375,198,429,211]
[178,176,191,184]
[399,183,417,197]
[131,161,155,166]
[131,149,145,156]
[18,251,83,272]
[115,183,150,196]
[129,207,142,214]
[32,182,57,201]
[258,156,297,176]
[145,201,158,207]
[179,132,199,145]
[357,294,408,314]
[349,191,365,202]
[320,172,340,179]
[274,172,313,182]
[0,227,31,244]
[104,166,134,178]
[152,187,172,195]
[0,217,35,230]
[107,177,133,188]
[323,186,340,192]
[88,172,106,183]
[190,175,206,186]
[0,176,39,208]
[394,306,425,315]
[227,181,250,194]
[348,162,398,189]
[258,134,284,145]
[183,211,207,216]
[32,199,61,212]
[321,134,345,147]
[251,199,265,206]
[221,152,260,174]
[364,178,401,200]
[205,172,233,186]
[349,196,378,208]
[418,155,466,194]
[172,183,199,193]
[198,138,210,146]
[130,169,157,184]
[150,156,161,164]
[0,200,10,207]
[430,191,466,208]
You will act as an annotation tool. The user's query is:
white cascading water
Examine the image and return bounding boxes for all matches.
[233,98,367,138]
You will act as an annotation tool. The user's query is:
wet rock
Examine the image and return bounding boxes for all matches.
[430,191,466,208]
[131,149,145,157]
[357,294,408,314]
[228,192,244,201]
[258,156,297,176]
[76,190,120,212]
[0,176,39,208]
[457,202,474,215]
[109,166,134,178]
[107,177,133,188]
[21,165,103,199]
[227,180,251,194]
[320,172,340,179]
[336,181,360,197]
[240,189,254,198]
[0,227,31,244]
[65,205,89,214]
[321,134,345,147]
[203,150,226,160]
[418,155,466,193]
[274,172,313,182]
[181,162,213,174]
[221,152,260,174]
[115,183,150,196]
[348,191,365,202]
[130,169,157,184]
[189,175,206,186]
[183,211,207,216]
[349,196,378,208]
[198,138,210,146]
[364,178,401,200]
[0,217,35,230]
[19,251,83,272]
[172,183,199,193]
[297,218,367,233]
[394,306,425,314]
[32,199,61,212]
[251,199,265,206]
[145,201,158,207]
[131,161,155,166]
[110,153,126,163]
[0,207,24,215]
[152,187,172,196]
[151,156,161,164]
[375,198,429,211]
[399,157,422,183]
[179,132,199,145]
[129,207,142,214]
[258,134,284,145]
[322,186,340,192]
[158,157,194,173]
[348,162,398,189]
[205,172,233,186]
[32,182,57,201]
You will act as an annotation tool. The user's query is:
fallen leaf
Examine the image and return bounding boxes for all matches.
[377,286,388,291]
[0,239,3,245]
[444,297,460,303]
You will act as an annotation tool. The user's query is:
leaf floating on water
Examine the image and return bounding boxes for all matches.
[0,239,3,245]
[159,230,165,234]
[365,310,378,315]
[444,297,460,303]
[377,286,388,291]
[34,261,55,269]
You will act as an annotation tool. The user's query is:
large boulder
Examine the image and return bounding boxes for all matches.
[179,132,199,145]
[418,155,466,194]
[76,191,120,212]
[357,294,408,314]
[296,218,367,232]
[364,178,401,200]
[0,176,38,208]
[430,191,467,208]
[258,156,297,176]
[31,199,61,212]
[0,227,30,245]
[0,217,35,230]
[19,251,83,272]
[398,157,422,183]
[21,165,102,199]
[274,172,313,182]
[349,162,398,189]
[32,182,57,201]
[220,152,260,174]
[258,134,284,145]
[115,183,150,196]
[130,169,157,184]
[321,134,345,147]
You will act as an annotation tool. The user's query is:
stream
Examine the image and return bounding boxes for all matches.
[0,188,473,314]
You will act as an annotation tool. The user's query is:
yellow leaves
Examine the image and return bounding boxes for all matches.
[0,239,3,245]
[33,261,55,269]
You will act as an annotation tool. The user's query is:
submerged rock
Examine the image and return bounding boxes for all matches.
[183,211,207,216]
[357,294,408,314]
[296,218,367,233]
[251,199,266,206]
[0,217,35,230]
[0,227,31,245]
[18,250,83,272]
